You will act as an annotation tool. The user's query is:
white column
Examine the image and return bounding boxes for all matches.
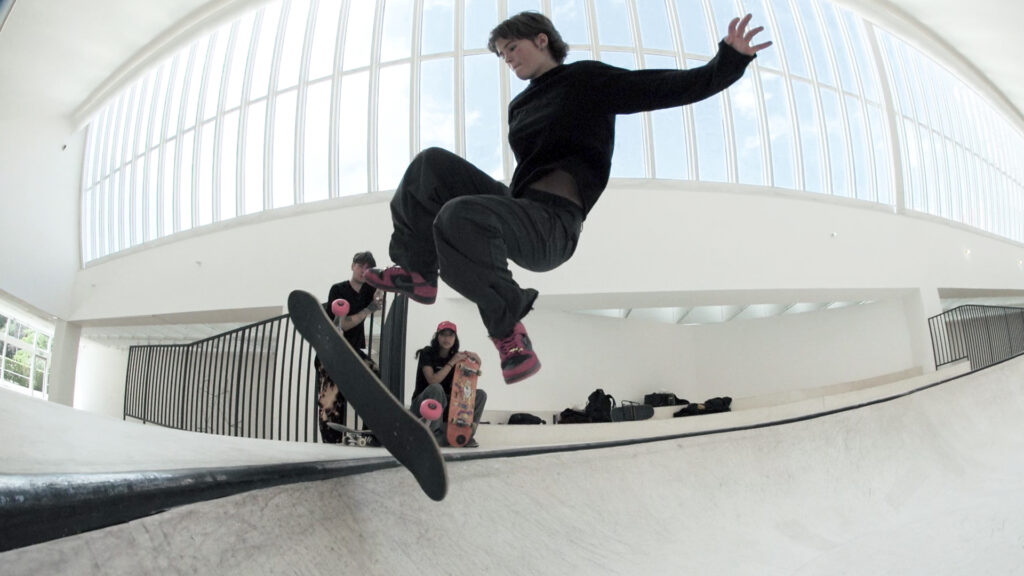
[48,320,82,407]
[902,287,943,374]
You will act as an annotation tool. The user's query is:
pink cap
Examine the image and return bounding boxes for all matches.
[436,321,457,334]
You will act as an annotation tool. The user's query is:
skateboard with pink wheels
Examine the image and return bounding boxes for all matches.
[446,358,480,447]
[289,289,447,501]
[330,298,350,318]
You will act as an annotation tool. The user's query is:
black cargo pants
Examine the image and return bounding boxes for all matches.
[388,147,583,338]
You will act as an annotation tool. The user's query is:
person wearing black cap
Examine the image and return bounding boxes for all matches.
[315,250,384,443]
[410,320,487,447]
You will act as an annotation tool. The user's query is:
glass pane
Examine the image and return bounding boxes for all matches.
[508,0,541,19]
[841,9,878,102]
[380,0,413,63]
[36,332,50,350]
[791,80,823,193]
[272,90,297,208]
[602,52,644,178]
[203,25,230,121]
[197,123,215,226]
[378,63,411,190]
[304,80,331,202]
[551,0,589,46]
[793,0,833,86]
[220,110,240,219]
[771,0,808,78]
[420,59,456,152]
[820,88,848,197]
[692,94,728,182]
[647,54,689,180]
[162,142,176,234]
[637,1,674,51]
[179,130,195,230]
[421,0,454,55]
[738,0,781,70]
[463,0,497,51]
[845,95,872,201]
[308,0,342,80]
[464,54,502,178]
[149,64,170,147]
[338,71,369,195]
[224,14,256,110]
[342,0,374,70]
[820,3,856,94]
[761,72,796,189]
[33,358,47,392]
[183,38,210,130]
[146,147,160,240]
[730,72,765,186]
[244,100,267,213]
[278,0,310,90]
[250,2,283,99]
[595,0,633,47]
[676,0,713,56]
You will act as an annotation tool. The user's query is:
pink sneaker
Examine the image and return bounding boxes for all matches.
[364,266,437,304]
[490,322,541,384]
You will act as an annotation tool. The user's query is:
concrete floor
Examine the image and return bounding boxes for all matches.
[3,357,1024,574]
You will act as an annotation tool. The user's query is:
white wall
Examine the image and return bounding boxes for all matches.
[692,299,914,400]
[0,113,84,319]
[65,183,1024,414]
[74,339,129,418]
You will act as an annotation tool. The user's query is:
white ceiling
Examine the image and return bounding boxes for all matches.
[3,0,1024,345]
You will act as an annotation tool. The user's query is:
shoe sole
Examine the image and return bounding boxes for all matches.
[503,360,541,384]
[365,275,436,305]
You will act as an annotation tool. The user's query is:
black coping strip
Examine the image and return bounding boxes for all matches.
[0,357,1010,553]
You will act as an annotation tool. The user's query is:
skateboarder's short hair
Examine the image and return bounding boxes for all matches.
[352,251,376,267]
[488,11,568,64]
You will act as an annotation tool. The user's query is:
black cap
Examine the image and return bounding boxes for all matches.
[352,251,376,267]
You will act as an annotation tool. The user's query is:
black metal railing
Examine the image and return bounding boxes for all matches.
[123,296,407,442]
[928,305,1024,370]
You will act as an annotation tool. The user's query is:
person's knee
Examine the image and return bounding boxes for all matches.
[475,388,487,411]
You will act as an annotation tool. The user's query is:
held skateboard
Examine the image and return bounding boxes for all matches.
[288,290,447,501]
[326,399,442,447]
[446,358,480,447]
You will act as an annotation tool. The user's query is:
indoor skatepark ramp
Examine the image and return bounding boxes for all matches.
[3,356,1024,574]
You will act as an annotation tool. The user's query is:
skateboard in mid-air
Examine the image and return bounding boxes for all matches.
[446,357,480,447]
[288,289,447,501]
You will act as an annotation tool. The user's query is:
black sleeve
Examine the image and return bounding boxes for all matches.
[591,41,754,115]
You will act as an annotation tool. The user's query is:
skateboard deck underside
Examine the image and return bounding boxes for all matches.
[288,290,447,500]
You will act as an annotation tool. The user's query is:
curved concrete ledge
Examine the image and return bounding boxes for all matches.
[0,359,983,552]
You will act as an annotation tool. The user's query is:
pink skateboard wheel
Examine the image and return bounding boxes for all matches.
[420,398,443,421]
[330,299,350,317]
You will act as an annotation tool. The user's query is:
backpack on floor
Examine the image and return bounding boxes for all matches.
[585,388,616,423]
[508,412,546,425]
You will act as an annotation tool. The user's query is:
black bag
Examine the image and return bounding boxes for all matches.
[557,408,590,424]
[644,392,687,407]
[585,388,616,422]
[508,412,546,425]
[673,396,732,417]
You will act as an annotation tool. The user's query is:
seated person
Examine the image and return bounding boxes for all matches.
[410,321,487,447]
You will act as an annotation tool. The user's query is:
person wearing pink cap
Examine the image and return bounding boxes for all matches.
[411,320,487,447]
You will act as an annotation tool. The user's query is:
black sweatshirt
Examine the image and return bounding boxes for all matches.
[507,41,755,216]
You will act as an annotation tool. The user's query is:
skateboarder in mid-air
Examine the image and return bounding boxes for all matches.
[366,11,772,384]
